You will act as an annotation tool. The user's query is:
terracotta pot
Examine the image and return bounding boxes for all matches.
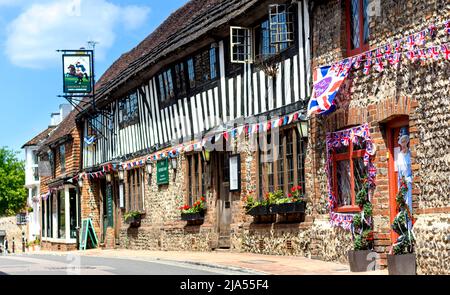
[387,253,416,275]
[348,250,374,272]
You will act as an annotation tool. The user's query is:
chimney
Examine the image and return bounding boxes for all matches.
[59,104,73,121]
[50,113,61,127]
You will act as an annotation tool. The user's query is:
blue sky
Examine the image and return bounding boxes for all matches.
[0,0,188,158]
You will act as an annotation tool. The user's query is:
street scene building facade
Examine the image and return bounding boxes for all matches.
[21,0,449,274]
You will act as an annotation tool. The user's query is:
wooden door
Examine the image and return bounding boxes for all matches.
[387,118,409,242]
[217,152,232,248]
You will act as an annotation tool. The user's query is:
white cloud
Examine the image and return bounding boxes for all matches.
[5,0,151,69]
[122,5,151,31]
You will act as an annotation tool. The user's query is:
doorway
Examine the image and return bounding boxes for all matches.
[216,152,232,249]
[387,117,410,242]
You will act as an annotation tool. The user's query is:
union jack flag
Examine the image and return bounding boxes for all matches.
[363,60,372,75]
[445,21,450,34]
[418,49,427,62]
[405,35,416,51]
[352,55,362,69]
[384,44,392,57]
[307,64,350,116]
[394,40,402,52]
[427,47,440,60]
[441,45,450,60]
[428,24,437,38]
[414,31,426,46]
[407,50,418,62]
[389,52,401,66]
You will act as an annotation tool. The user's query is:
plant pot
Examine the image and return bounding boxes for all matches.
[181,211,205,221]
[272,202,306,214]
[387,253,416,275]
[126,217,142,228]
[348,250,374,272]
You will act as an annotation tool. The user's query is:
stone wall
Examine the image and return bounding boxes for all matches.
[0,216,25,253]
[309,0,450,273]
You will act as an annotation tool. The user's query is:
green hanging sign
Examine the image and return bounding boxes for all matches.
[106,184,114,228]
[79,218,98,251]
[157,158,169,185]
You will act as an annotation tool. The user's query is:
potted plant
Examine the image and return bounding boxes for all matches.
[348,177,376,272]
[243,190,276,223]
[271,186,306,214]
[124,211,144,228]
[387,177,416,275]
[179,197,206,222]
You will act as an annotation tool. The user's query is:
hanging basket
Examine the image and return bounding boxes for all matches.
[254,54,282,77]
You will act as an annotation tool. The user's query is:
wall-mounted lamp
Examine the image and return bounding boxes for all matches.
[146,159,153,175]
[296,120,309,138]
[78,175,83,188]
[118,166,125,181]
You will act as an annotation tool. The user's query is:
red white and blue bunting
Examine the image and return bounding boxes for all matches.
[326,123,377,230]
[322,19,450,76]
[100,110,305,171]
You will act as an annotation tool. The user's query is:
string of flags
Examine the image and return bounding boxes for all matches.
[326,19,450,75]
[308,19,450,116]
[99,110,305,171]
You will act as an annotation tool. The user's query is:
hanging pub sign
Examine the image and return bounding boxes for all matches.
[62,52,93,93]
[157,158,169,185]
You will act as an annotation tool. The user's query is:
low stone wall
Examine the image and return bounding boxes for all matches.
[232,215,353,264]
[118,223,218,252]
[41,240,77,251]
[414,213,450,275]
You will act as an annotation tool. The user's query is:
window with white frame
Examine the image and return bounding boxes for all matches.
[268,4,295,45]
[230,26,254,63]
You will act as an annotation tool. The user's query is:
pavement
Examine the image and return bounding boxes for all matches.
[25,248,388,275]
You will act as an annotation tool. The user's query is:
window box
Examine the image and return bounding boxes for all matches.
[387,253,416,275]
[124,211,145,228]
[271,202,305,214]
[246,205,271,216]
[246,205,276,224]
[181,211,205,221]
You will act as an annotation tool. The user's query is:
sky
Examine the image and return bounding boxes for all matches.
[0,0,188,158]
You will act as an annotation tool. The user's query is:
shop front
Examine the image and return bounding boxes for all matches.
[41,184,80,251]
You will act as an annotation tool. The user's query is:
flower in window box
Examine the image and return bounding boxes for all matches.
[179,197,206,221]
[123,211,144,228]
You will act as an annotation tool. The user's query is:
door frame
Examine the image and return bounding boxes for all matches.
[386,116,409,242]
[215,151,232,248]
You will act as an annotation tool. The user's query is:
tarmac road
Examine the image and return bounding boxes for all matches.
[0,253,258,275]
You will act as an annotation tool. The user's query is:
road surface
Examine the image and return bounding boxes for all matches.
[0,253,258,275]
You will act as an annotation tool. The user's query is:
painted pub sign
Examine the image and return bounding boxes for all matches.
[62,53,93,93]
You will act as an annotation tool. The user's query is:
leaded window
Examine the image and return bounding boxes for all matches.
[258,128,307,198]
[347,0,370,55]
[119,91,139,129]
